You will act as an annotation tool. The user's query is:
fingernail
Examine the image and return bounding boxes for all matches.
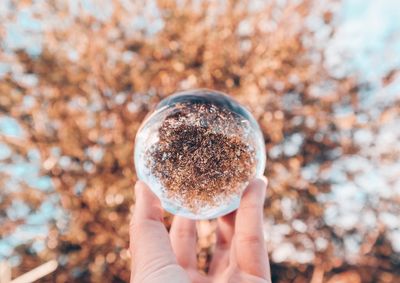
[245,178,267,200]
[259,176,268,188]
[134,180,145,198]
[252,177,268,190]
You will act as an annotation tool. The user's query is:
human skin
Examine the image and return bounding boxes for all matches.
[130,178,271,283]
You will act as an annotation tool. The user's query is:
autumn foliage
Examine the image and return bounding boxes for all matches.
[0,0,399,282]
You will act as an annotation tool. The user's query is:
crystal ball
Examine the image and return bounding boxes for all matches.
[134,89,266,219]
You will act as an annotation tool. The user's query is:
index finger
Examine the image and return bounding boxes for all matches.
[234,177,270,280]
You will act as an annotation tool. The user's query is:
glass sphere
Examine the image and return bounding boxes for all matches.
[134,89,266,219]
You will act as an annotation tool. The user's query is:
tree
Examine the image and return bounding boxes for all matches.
[1,0,399,282]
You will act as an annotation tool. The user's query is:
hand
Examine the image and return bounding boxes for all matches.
[130,178,271,283]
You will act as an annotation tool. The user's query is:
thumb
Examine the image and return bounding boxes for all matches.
[130,181,177,280]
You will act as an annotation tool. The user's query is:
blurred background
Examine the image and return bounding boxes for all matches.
[0,0,399,282]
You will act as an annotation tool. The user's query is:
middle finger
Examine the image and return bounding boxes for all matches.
[208,211,236,275]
